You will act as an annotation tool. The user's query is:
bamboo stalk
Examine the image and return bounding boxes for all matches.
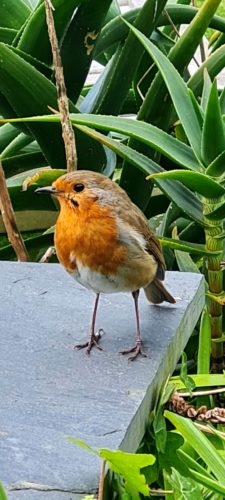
[204,197,224,372]
[44,0,77,172]
[0,161,29,261]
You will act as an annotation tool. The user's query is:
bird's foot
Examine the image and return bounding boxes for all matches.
[75,329,105,354]
[119,341,147,361]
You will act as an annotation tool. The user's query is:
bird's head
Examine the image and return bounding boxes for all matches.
[35,170,115,212]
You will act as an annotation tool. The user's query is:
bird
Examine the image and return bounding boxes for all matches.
[36,170,175,360]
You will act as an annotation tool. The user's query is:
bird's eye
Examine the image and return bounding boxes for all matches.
[73,183,84,192]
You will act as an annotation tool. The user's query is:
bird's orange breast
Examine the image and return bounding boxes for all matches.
[54,201,128,275]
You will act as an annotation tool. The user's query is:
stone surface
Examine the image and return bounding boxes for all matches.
[0,262,204,499]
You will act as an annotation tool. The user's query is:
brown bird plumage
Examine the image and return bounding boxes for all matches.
[36,171,175,360]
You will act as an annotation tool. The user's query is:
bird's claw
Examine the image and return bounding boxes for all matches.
[119,342,147,361]
[75,329,105,354]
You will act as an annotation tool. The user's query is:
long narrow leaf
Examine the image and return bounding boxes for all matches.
[96,6,225,59]
[0,44,106,171]
[170,373,225,389]
[17,0,83,64]
[175,250,201,273]
[61,0,113,103]
[201,80,225,166]
[122,20,202,162]
[189,46,225,98]
[165,411,225,485]
[146,170,225,198]
[0,0,30,29]
[4,113,201,172]
[159,237,215,256]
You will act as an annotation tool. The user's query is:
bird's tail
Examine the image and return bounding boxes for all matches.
[144,278,175,304]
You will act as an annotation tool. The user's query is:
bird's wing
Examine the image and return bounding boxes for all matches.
[115,196,166,280]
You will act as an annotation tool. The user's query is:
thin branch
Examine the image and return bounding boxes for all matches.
[39,246,56,263]
[98,460,105,500]
[0,161,29,261]
[194,422,225,438]
[150,488,174,495]
[44,0,77,172]
[178,387,225,397]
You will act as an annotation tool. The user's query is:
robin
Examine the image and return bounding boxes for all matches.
[36,171,175,360]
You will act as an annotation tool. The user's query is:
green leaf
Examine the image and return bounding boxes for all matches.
[0,123,21,152]
[220,86,225,114]
[66,437,98,456]
[188,89,203,129]
[146,170,225,198]
[180,352,196,393]
[177,448,213,479]
[189,46,225,98]
[1,132,33,159]
[97,6,225,61]
[189,469,225,497]
[0,28,18,44]
[0,481,8,500]
[175,250,200,274]
[95,8,137,60]
[0,0,30,29]
[201,80,225,166]
[71,115,203,172]
[11,46,52,79]
[99,449,154,496]
[159,432,188,479]
[178,449,225,495]
[0,113,201,172]
[17,0,83,65]
[22,168,66,190]
[201,69,212,112]
[159,237,215,256]
[122,20,202,162]
[153,405,167,454]
[1,169,57,217]
[164,411,225,485]
[61,0,113,103]
[0,232,54,261]
[168,468,203,500]
[206,151,225,177]
[90,0,167,115]
[3,151,46,178]
[67,437,154,497]
[0,44,106,171]
[170,374,225,389]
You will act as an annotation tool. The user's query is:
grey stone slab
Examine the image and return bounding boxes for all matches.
[0,262,204,499]
[8,492,82,500]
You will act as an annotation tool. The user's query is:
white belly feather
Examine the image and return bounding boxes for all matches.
[68,261,129,294]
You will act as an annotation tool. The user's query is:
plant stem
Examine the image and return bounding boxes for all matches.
[204,197,224,371]
[0,161,29,261]
[44,0,77,172]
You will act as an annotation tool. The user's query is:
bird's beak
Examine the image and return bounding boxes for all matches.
[35,186,62,196]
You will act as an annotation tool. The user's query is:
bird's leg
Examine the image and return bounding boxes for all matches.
[75,293,104,354]
[120,290,147,361]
